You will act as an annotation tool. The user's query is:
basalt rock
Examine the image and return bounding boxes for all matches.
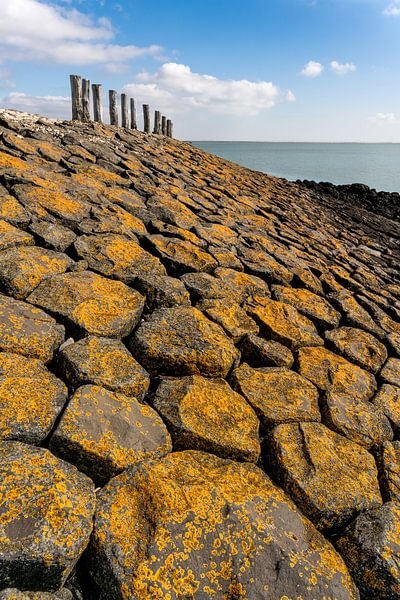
[89,451,359,600]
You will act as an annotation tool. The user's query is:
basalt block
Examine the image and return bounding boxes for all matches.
[239,333,294,368]
[272,285,341,329]
[298,346,377,401]
[0,352,67,444]
[197,298,259,342]
[130,306,239,377]
[74,233,166,283]
[266,422,382,530]
[27,271,144,338]
[0,246,74,299]
[49,385,171,486]
[372,384,400,431]
[214,267,271,303]
[56,336,150,399]
[336,502,400,599]
[0,220,33,251]
[231,363,320,426]
[89,451,358,600]
[325,326,388,374]
[245,296,324,350]
[0,294,64,363]
[321,390,393,448]
[153,375,260,462]
[381,358,400,387]
[0,441,95,591]
[375,441,400,503]
[146,234,218,275]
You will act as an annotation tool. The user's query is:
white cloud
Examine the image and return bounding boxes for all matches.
[286,90,296,102]
[0,0,162,69]
[383,1,400,15]
[0,92,70,119]
[368,112,400,123]
[330,61,357,75]
[300,61,324,78]
[123,62,288,116]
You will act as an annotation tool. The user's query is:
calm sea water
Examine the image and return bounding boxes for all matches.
[190,142,400,193]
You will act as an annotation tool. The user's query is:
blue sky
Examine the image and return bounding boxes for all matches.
[0,0,399,141]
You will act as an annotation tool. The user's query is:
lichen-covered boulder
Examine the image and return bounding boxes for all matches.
[89,451,359,600]
[56,336,150,399]
[130,306,239,377]
[27,271,144,338]
[329,290,384,338]
[298,346,377,401]
[231,363,320,426]
[49,385,171,485]
[0,352,67,444]
[325,327,388,373]
[153,375,260,462]
[0,220,33,251]
[74,233,166,283]
[336,502,400,599]
[135,273,190,310]
[28,221,77,253]
[321,390,393,448]
[381,358,400,387]
[147,235,217,275]
[197,298,259,342]
[272,285,341,329]
[181,272,236,301]
[245,296,323,350]
[266,422,382,530]
[372,384,400,431]
[214,267,271,303]
[0,294,64,363]
[239,333,294,368]
[0,246,74,299]
[0,441,95,591]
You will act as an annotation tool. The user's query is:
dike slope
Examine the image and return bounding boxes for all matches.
[0,109,399,600]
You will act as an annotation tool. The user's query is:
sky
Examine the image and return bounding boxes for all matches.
[0,0,399,141]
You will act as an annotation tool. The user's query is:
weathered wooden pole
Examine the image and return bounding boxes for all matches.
[130,98,137,129]
[153,110,161,134]
[82,78,91,122]
[92,84,102,123]
[161,116,167,135]
[167,119,173,138]
[109,90,118,126]
[70,75,83,121]
[121,93,129,128]
[143,104,150,133]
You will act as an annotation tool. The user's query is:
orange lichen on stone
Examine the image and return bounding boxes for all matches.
[0,352,67,444]
[18,186,91,226]
[153,375,260,462]
[298,345,377,401]
[90,451,358,599]
[245,296,324,350]
[0,220,33,251]
[27,270,144,338]
[49,384,172,485]
[0,441,95,590]
[0,246,73,299]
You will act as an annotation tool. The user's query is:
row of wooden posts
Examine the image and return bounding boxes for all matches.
[69,75,173,137]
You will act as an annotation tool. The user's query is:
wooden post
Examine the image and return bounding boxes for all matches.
[92,84,102,123]
[143,104,150,133]
[109,90,118,126]
[70,75,83,121]
[153,110,161,134]
[130,98,137,129]
[167,119,173,138]
[121,93,129,128]
[161,116,167,135]
[82,78,91,122]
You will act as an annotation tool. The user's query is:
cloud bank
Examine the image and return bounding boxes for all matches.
[123,62,288,116]
[0,0,161,70]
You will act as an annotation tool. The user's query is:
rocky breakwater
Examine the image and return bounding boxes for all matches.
[0,108,398,599]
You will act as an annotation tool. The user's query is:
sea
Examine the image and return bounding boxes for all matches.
[190,142,400,194]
